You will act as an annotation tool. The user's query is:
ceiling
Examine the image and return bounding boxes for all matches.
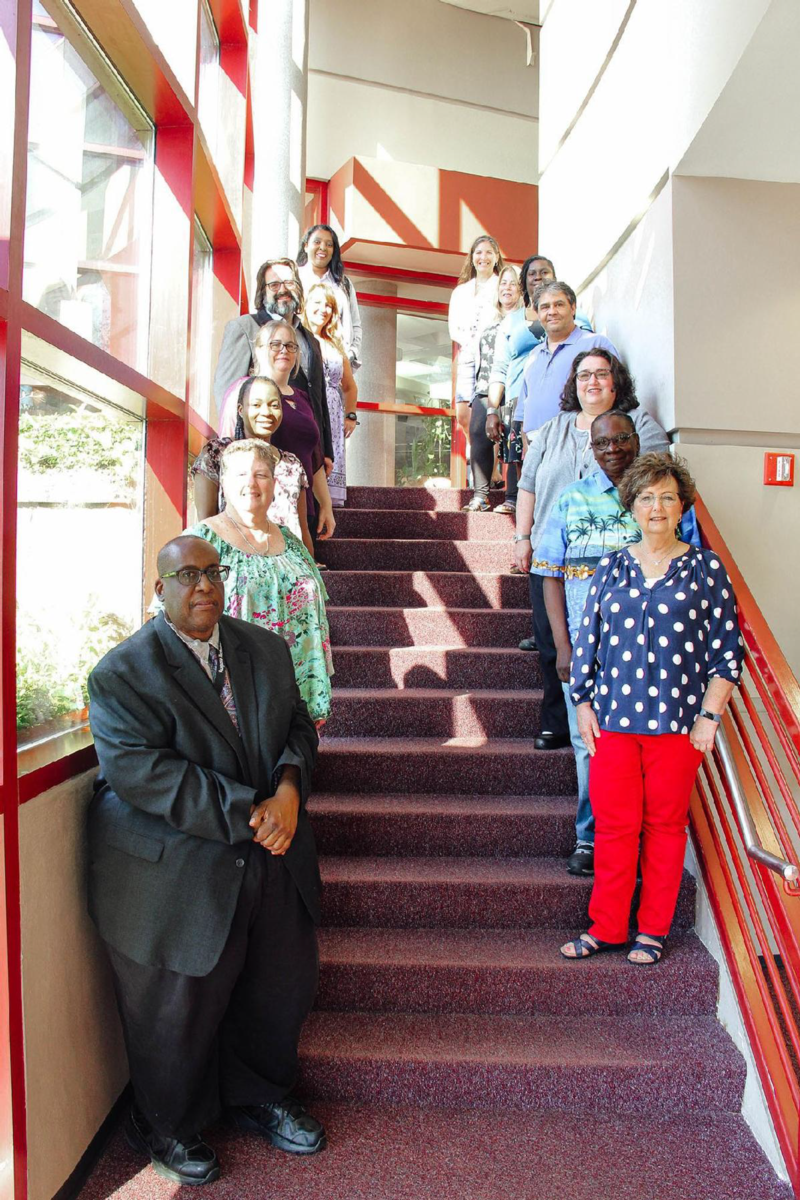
[438,0,540,22]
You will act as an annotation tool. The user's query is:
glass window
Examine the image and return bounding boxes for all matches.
[395,313,452,408]
[24,2,154,372]
[395,414,451,486]
[198,0,220,159]
[16,362,145,742]
[189,218,214,422]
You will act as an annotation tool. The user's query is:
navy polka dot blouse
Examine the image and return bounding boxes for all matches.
[569,546,743,735]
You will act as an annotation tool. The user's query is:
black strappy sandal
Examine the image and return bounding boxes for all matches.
[627,934,665,965]
[560,933,627,960]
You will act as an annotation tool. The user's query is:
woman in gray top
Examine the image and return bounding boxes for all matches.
[513,349,669,752]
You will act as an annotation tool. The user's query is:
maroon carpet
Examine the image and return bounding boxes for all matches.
[80,486,791,1199]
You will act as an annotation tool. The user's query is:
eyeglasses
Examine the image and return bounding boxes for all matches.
[577,369,612,383]
[591,432,636,450]
[161,565,231,586]
[268,340,299,354]
[635,493,681,508]
[265,279,299,293]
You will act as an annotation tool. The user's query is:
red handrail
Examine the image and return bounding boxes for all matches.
[691,495,800,1194]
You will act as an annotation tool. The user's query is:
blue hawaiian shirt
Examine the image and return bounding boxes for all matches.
[532,469,701,581]
[569,546,743,736]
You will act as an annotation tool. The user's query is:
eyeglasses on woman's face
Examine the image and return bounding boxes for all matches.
[577,369,612,383]
[591,432,636,450]
[635,492,681,508]
[268,340,298,354]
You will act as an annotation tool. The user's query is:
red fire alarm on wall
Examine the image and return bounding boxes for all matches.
[764,452,795,487]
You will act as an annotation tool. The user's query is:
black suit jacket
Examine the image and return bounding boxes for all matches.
[87,613,321,977]
[213,312,333,460]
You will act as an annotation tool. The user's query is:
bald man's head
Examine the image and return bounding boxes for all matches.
[154,536,225,640]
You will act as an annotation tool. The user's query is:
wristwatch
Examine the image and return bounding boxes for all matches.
[699,708,721,723]
[346,412,358,421]
[512,533,530,543]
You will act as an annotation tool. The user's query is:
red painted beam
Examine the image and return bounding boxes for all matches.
[3,1,32,1190]
[19,303,184,419]
[356,292,449,316]
[345,260,458,289]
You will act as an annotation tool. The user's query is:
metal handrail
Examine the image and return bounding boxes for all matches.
[716,725,800,884]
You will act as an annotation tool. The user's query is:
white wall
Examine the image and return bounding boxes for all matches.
[310,0,538,116]
[538,0,773,287]
[307,74,537,183]
[579,179,675,434]
[307,0,539,183]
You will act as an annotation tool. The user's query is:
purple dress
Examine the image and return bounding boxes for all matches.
[271,387,323,519]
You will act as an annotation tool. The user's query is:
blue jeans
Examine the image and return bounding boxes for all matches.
[565,577,594,845]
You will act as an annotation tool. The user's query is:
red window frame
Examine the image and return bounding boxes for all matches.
[1,2,251,1193]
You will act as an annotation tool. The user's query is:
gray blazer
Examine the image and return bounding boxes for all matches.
[213,312,333,460]
[87,612,320,977]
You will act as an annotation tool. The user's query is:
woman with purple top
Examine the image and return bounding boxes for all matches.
[253,320,336,564]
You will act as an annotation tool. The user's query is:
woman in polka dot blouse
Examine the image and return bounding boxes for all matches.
[560,453,742,965]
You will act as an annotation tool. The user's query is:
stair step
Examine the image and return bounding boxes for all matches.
[316,928,719,1017]
[318,855,696,932]
[315,737,576,795]
[328,606,530,648]
[323,538,516,572]
[298,1011,745,1116]
[90,1106,792,1200]
[345,486,509,512]
[326,687,543,738]
[333,508,515,541]
[309,792,572,857]
[331,645,541,690]
[325,570,529,610]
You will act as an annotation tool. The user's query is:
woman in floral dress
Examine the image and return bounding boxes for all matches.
[186,438,333,725]
[303,282,359,507]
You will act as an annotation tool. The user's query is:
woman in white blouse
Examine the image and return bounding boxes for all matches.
[297,225,362,371]
[448,234,504,454]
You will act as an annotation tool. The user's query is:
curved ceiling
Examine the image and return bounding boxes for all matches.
[438,1,540,21]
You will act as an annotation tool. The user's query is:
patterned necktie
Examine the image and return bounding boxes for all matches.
[207,642,240,732]
[207,643,225,695]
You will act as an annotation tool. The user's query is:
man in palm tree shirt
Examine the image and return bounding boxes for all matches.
[533,411,700,877]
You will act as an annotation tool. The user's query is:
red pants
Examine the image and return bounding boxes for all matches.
[587,731,702,944]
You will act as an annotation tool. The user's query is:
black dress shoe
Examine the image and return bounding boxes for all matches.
[230,1097,327,1155]
[566,843,595,876]
[518,636,537,651]
[125,1106,220,1186]
[534,733,571,750]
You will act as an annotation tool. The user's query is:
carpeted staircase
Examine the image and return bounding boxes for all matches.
[80,485,792,1199]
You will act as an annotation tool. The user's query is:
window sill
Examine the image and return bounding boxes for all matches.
[18,718,97,804]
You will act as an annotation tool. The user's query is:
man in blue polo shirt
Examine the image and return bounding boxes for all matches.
[515,282,618,437]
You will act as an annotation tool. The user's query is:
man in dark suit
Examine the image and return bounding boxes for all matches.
[87,535,325,1186]
[213,257,333,462]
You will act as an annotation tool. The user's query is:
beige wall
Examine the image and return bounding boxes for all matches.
[680,443,800,672]
[19,772,128,1200]
[672,175,800,436]
[307,0,539,183]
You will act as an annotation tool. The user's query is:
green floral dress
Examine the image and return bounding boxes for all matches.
[185,523,333,722]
